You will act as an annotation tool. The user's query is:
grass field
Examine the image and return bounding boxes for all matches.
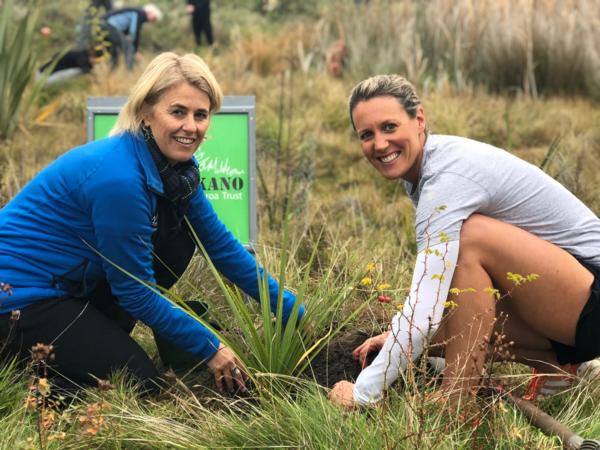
[1,1,600,448]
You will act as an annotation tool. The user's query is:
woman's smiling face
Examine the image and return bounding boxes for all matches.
[351,95,427,183]
[142,82,211,165]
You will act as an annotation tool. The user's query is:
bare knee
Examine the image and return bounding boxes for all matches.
[458,214,503,262]
[460,214,493,243]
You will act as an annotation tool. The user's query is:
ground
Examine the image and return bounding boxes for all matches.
[306,328,370,387]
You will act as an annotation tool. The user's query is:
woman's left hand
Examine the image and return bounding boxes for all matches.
[352,331,389,368]
[328,380,356,409]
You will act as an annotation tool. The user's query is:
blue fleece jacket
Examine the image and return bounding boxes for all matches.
[0,133,304,359]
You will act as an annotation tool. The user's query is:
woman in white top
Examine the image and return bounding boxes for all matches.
[328,75,600,407]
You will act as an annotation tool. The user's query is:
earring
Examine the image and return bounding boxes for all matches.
[141,122,153,141]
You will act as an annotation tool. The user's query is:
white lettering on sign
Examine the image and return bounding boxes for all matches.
[196,151,245,177]
[222,192,243,200]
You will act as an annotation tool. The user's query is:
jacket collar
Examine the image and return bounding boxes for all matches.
[127,132,200,196]
[125,132,164,195]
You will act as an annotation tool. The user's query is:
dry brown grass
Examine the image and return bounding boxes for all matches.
[318,0,600,97]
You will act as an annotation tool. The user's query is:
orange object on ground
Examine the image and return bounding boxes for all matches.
[522,364,580,401]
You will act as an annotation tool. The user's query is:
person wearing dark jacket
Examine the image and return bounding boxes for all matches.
[37,49,95,85]
[0,52,305,395]
[186,0,213,47]
[91,0,112,11]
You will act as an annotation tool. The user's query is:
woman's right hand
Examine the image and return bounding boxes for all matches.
[352,331,390,369]
[206,343,247,393]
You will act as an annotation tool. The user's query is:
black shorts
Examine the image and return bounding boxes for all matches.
[550,260,600,365]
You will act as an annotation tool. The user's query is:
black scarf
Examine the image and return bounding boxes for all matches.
[141,124,200,226]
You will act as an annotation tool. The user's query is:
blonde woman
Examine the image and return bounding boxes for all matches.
[0,53,304,395]
[329,75,600,408]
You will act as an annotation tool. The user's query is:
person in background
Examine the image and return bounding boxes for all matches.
[186,0,214,47]
[91,0,113,12]
[36,48,97,85]
[102,4,162,70]
[328,74,600,409]
[39,0,124,84]
[0,52,305,396]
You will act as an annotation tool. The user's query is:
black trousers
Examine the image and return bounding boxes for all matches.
[102,24,135,70]
[0,198,195,394]
[191,0,213,46]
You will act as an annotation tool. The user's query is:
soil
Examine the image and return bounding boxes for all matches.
[305,328,372,387]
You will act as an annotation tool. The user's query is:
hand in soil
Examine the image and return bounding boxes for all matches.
[352,331,390,368]
[328,380,356,410]
[207,343,247,393]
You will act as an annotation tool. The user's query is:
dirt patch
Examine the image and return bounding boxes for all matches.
[306,328,371,388]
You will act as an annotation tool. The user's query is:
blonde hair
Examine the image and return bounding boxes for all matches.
[348,75,424,131]
[111,52,222,136]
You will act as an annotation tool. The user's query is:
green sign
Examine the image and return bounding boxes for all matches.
[93,114,118,140]
[195,114,249,243]
[87,96,256,246]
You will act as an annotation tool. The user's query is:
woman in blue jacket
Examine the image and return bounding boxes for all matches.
[0,52,304,395]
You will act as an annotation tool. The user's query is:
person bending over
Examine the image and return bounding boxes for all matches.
[102,4,162,70]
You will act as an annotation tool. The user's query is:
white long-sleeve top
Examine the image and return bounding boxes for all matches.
[353,134,600,405]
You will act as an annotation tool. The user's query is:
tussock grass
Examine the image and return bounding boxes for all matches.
[3,360,599,449]
[322,0,600,98]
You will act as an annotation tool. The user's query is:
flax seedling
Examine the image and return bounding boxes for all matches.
[184,215,372,381]
[87,218,370,390]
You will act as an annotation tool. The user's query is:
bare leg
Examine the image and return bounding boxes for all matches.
[430,310,560,371]
[436,214,593,396]
[492,300,560,372]
[438,245,496,396]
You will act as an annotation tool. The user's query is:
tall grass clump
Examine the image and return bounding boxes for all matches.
[473,0,600,96]
[322,0,428,83]
[323,0,600,97]
[29,376,600,449]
